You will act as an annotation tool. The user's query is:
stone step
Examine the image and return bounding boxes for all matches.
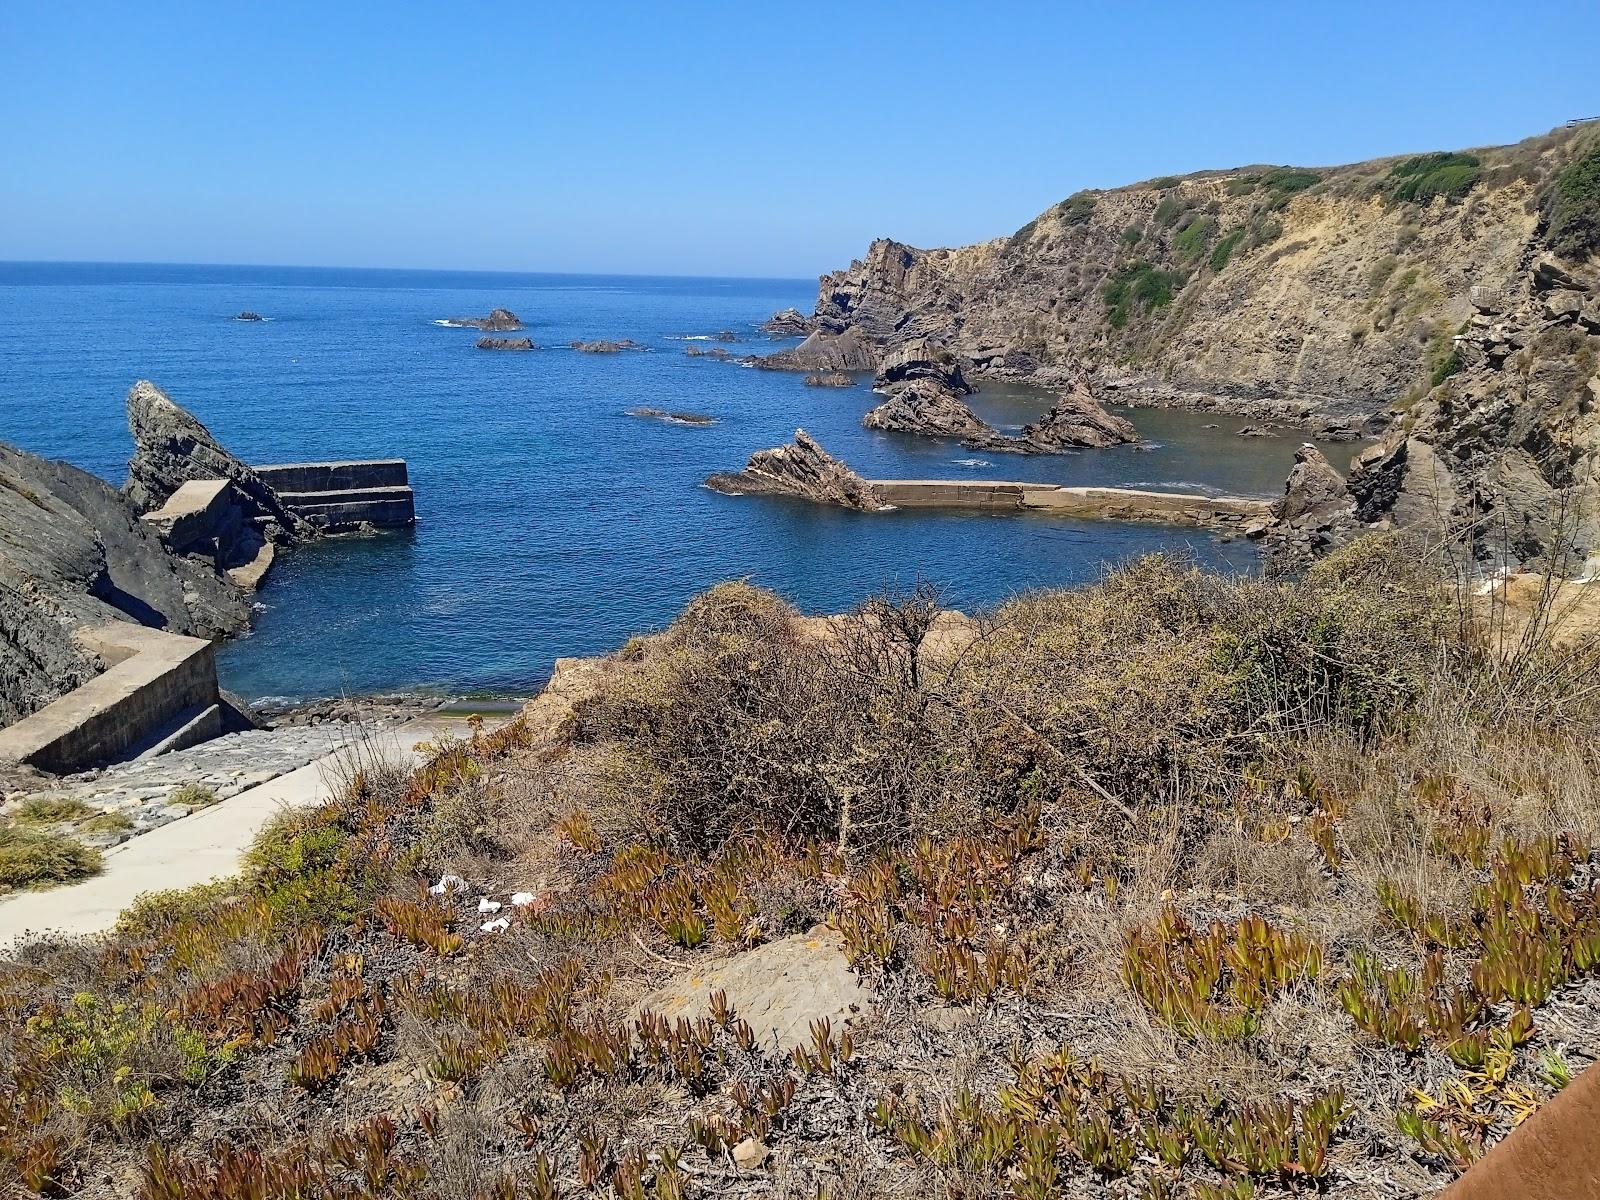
[131,702,224,762]
[282,493,416,528]
[276,485,415,506]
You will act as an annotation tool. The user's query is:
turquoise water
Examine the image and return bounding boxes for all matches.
[0,262,1335,704]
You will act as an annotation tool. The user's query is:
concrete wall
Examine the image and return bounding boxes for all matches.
[0,623,220,774]
[139,479,239,554]
[253,460,415,529]
[869,479,1272,529]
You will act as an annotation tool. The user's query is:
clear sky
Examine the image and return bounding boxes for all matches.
[2,1,1594,278]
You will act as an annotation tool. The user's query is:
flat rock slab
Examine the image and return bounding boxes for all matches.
[634,928,871,1053]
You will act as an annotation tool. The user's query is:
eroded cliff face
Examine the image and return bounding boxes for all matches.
[807,128,1591,431]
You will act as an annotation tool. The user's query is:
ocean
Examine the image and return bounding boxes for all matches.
[0,261,1339,704]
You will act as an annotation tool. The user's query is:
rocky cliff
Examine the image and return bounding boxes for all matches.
[798,125,1596,434]
[0,444,250,725]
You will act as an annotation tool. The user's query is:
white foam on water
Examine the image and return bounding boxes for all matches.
[952,458,992,468]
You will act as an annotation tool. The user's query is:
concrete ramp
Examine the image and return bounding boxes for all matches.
[867,478,1272,530]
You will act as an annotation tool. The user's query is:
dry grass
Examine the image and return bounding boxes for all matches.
[3,540,1600,1197]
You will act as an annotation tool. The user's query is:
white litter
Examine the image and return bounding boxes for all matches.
[477,897,502,914]
[429,873,467,896]
[510,891,537,907]
[480,916,511,933]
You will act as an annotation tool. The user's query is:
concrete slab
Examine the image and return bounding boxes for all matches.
[0,712,489,947]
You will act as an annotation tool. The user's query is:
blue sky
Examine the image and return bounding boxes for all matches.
[2,1,1593,278]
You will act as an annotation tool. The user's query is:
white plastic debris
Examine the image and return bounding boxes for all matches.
[429,873,466,896]
[510,891,537,907]
[480,916,511,934]
[477,897,502,914]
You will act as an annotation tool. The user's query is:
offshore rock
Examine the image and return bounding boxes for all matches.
[442,308,522,331]
[1258,444,1359,569]
[761,307,813,337]
[234,311,264,322]
[755,327,878,373]
[804,372,855,387]
[570,339,640,353]
[476,337,535,350]
[873,338,974,397]
[705,430,886,511]
[629,407,718,427]
[0,442,249,725]
[124,381,306,543]
[1007,373,1140,450]
[864,380,991,440]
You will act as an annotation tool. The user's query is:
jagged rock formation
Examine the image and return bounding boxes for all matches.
[797,126,1596,430]
[1256,444,1359,569]
[705,430,886,511]
[865,382,992,440]
[1343,253,1600,569]
[442,308,522,331]
[124,381,306,543]
[755,327,877,373]
[762,308,813,337]
[1004,376,1141,451]
[476,337,535,350]
[804,373,854,387]
[570,339,640,353]
[0,443,250,725]
[874,338,974,397]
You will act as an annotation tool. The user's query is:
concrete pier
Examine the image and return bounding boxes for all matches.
[866,479,1272,529]
[254,459,416,529]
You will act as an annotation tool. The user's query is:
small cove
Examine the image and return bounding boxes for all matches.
[0,262,1363,704]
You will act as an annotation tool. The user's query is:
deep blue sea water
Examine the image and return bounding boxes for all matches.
[0,262,1342,704]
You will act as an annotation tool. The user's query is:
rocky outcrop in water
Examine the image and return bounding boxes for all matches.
[125,381,306,544]
[630,408,718,427]
[762,308,813,337]
[1256,444,1359,569]
[865,383,992,441]
[794,126,1596,431]
[705,430,885,511]
[805,373,855,387]
[686,346,734,361]
[0,443,250,726]
[756,328,878,373]
[235,312,264,322]
[442,308,522,331]
[1006,376,1141,450]
[476,337,535,350]
[571,339,640,354]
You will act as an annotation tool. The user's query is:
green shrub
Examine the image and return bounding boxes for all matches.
[1122,224,1143,246]
[1102,260,1185,328]
[168,783,217,810]
[1541,137,1600,260]
[1260,167,1320,196]
[1059,191,1096,225]
[14,795,94,825]
[1209,227,1246,272]
[1388,152,1481,203]
[1173,215,1219,263]
[1153,196,1187,228]
[1147,175,1181,190]
[0,820,103,891]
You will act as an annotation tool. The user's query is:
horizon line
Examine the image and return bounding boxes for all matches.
[0,257,821,285]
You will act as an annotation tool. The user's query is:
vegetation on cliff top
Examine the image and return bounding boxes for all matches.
[4,543,1600,1198]
[1542,134,1600,260]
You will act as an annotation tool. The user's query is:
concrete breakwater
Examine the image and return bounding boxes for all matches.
[254,459,416,529]
[866,479,1272,530]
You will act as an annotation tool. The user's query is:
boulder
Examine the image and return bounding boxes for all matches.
[761,307,813,337]
[124,381,306,543]
[475,337,535,351]
[756,328,879,373]
[705,430,886,512]
[633,928,872,1053]
[442,308,522,331]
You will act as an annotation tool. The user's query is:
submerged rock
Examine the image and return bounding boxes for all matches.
[441,308,522,331]
[629,407,718,427]
[705,430,886,511]
[475,337,535,351]
[124,381,306,543]
[686,345,734,361]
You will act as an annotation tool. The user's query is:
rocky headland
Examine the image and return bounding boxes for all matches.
[439,307,522,331]
[704,430,887,511]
